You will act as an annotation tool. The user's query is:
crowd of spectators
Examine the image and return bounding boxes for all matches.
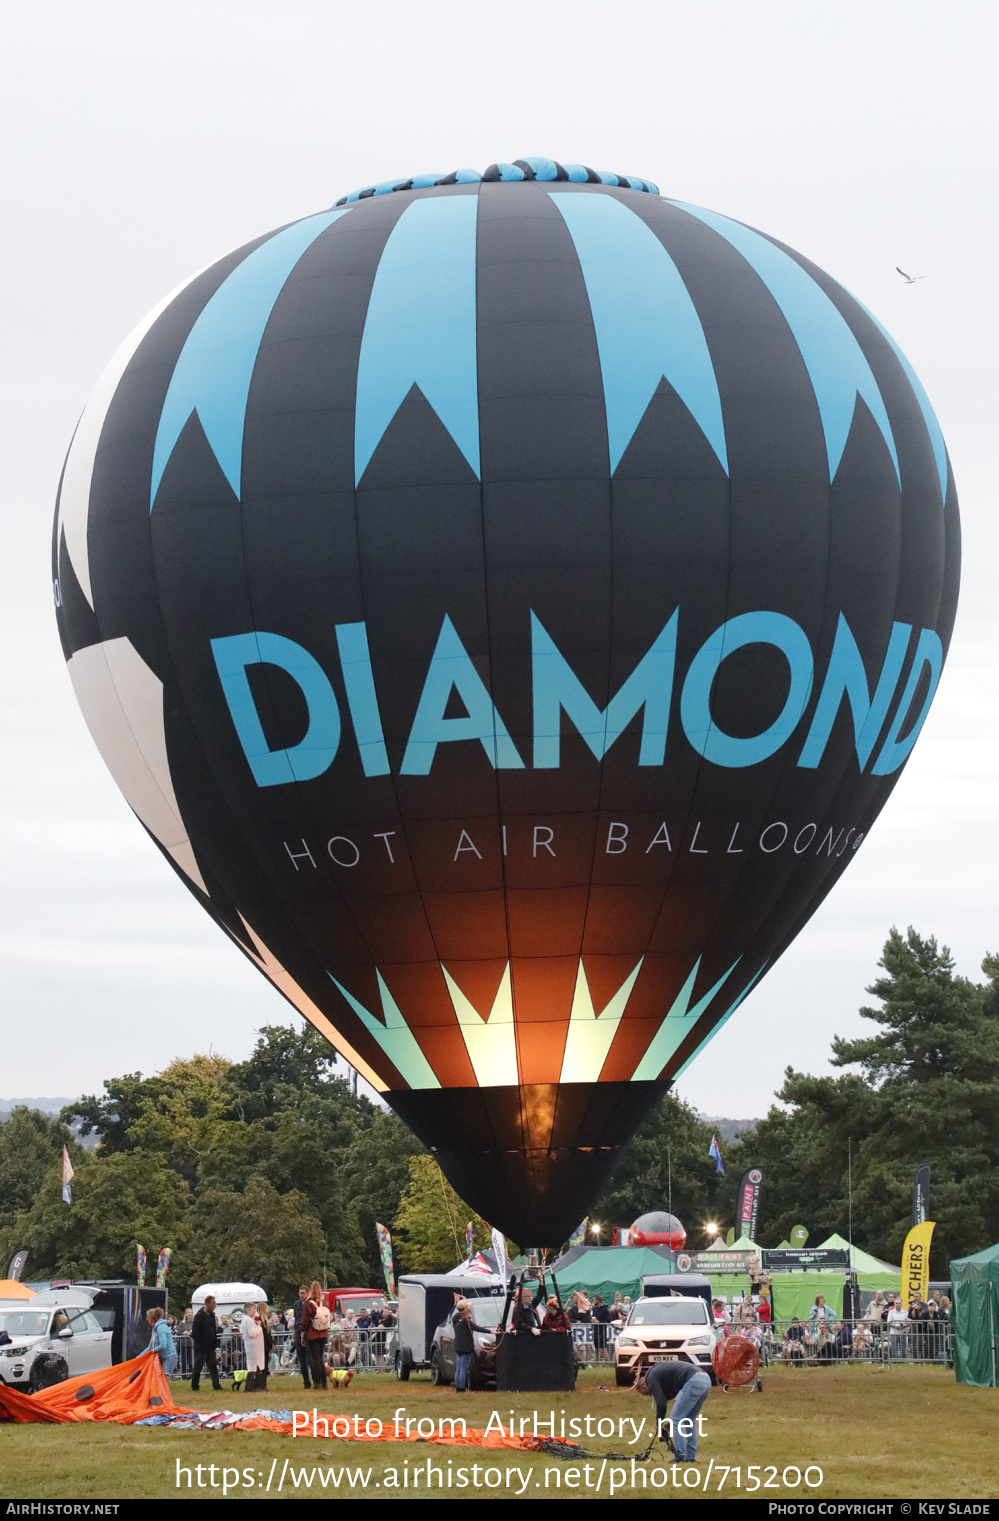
[168,1285,400,1388]
[700,1286,952,1367]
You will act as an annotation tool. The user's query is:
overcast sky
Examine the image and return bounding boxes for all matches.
[1,0,996,1120]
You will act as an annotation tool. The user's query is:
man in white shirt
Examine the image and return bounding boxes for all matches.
[886,1300,909,1360]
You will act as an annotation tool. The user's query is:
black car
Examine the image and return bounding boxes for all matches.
[430,1298,505,1388]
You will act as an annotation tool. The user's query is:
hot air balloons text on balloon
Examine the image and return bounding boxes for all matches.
[53,157,959,1246]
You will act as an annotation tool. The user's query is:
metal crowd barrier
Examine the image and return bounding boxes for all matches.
[570,1324,621,1364]
[761,1316,953,1367]
[170,1325,400,1380]
[168,1314,952,1380]
[564,1317,952,1370]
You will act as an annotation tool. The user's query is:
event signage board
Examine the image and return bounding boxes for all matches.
[737,1170,763,1241]
[676,1250,753,1273]
[762,1248,850,1271]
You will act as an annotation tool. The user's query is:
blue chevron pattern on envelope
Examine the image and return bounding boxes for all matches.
[354,194,480,484]
[855,300,949,504]
[673,201,901,487]
[631,956,740,1081]
[560,958,644,1084]
[550,192,729,475]
[150,210,348,507]
[442,963,518,1087]
[673,965,768,1080]
[330,971,441,1090]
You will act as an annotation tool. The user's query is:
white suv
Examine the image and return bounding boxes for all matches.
[0,1292,113,1390]
[614,1295,720,1386]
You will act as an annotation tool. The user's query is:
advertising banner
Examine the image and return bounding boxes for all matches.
[676,1250,753,1273]
[737,1169,763,1241]
[7,1250,28,1282]
[913,1166,931,1226]
[901,1221,935,1306]
[155,1247,172,1288]
[763,1248,850,1271]
[375,1223,396,1298]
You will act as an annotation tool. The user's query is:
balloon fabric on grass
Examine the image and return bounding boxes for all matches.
[54,157,959,1244]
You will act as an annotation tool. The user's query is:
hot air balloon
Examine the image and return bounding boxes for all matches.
[53,158,959,1246]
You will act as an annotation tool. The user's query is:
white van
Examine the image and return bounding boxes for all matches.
[191,1282,269,1322]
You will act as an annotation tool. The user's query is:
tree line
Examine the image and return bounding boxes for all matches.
[0,928,995,1299]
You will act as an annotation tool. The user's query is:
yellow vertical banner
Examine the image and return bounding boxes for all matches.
[900,1220,935,1306]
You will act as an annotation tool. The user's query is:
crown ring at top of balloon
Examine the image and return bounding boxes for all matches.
[333,156,659,206]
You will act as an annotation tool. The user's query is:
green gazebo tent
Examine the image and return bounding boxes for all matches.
[816,1234,900,1289]
[550,1246,675,1303]
[950,1243,999,1387]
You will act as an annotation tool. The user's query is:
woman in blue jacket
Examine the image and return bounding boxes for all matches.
[146,1307,178,1378]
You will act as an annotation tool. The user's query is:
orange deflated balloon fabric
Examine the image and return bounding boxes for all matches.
[0,1355,576,1454]
[0,1352,174,1423]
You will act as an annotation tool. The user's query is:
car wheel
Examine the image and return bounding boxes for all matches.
[615,1367,635,1387]
[395,1350,411,1382]
[430,1350,448,1387]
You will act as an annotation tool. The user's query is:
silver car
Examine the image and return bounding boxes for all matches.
[0,1294,113,1389]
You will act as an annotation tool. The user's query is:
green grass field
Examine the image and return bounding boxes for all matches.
[2,1364,996,1501]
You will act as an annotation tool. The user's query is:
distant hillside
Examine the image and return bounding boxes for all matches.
[699,1115,761,1144]
[1,1099,99,1151]
[0,1098,75,1114]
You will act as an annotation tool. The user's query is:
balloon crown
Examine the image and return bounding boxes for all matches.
[334,157,659,205]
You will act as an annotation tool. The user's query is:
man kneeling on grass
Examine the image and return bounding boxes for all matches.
[634,1361,712,1464]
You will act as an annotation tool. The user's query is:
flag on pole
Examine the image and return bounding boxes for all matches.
[491,1227,509,1286]
[709,1135,725,1174]
[464,1221,474,1260]
[136,1244,147,1286]
[569,1219,588,1247]
[155,1247,172,1288]
[375,1223,396,1298]
[61,1146,74,1204]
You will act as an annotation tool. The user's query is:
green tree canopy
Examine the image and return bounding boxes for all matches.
[727,928,999,1274]
[1,1148,190,1284]
[187,1176,325,1307]
[393,1155,490,1273]
[0,1107,77,1234]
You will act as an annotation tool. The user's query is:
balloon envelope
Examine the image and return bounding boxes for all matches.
[54,158,959,1245]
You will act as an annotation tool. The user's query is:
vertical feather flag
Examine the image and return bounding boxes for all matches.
[375,1223,396,1298]
[569,1219,589,1247]
[61,1146,74,1204]
[901,1221,935,1307]
[464,1221,474,1261]
[491,1228,509,1286]
[155,1248,172,1288]
[136,1244,147,1286]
